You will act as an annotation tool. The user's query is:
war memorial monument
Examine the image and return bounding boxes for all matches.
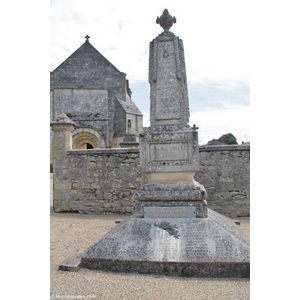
[80,9,250,277]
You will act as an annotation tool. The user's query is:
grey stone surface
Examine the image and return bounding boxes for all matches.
[51,113,77,126]
[144,206,196,218]
[120,134,139,148]
[156,9,177,31]
[52,148,146,214]
[139,23,202,203]
[133,200,207,218]
[134,183,207,201]
[196,145,250,217]
[81,209,249,277]
[199,144,250,151]
[51,40,126,100]
[136,17,204,219]
[59,256,82,272]
[52,146,249,217]
[140,125,200,173]
[82,260,249,278]
[149,32,189,126]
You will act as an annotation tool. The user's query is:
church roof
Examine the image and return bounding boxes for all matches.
[116,96,143,116]
[50,113,76,126]
[50,39,125,90]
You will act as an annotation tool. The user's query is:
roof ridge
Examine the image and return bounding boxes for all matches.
[87,42,123,74]
[51,40,123,75]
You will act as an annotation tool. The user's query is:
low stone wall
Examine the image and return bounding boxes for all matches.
[53,146,250,217]
[53,148,146,214]
[196,145,250,217]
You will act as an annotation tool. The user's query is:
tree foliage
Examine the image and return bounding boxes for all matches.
[218,133,238,145]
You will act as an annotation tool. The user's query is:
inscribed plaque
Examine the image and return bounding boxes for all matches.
[144,206,196,218]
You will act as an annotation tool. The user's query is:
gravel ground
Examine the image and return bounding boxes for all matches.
[50,175,250,300]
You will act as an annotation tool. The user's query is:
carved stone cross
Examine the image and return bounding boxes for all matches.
[85,35,90,41]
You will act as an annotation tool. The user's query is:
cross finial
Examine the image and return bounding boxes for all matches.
[85,35,90,42]
[192,124,199,130]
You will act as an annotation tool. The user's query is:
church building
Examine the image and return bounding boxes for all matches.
[50,36,143,152]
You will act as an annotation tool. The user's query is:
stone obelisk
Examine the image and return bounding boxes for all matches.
[135,9,207,208]
[81,10,250,277]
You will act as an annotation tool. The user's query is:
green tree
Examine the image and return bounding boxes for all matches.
[218,133,238,145]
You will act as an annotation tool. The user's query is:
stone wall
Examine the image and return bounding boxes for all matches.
[52,88,109,119]
[53,146,250,217]
[53,149,147,214]
[196,145,250,217]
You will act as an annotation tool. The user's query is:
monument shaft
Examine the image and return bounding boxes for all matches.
[139,23,203,189]
[149,32,189,125]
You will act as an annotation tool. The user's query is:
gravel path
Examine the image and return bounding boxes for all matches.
[50,175,250,300]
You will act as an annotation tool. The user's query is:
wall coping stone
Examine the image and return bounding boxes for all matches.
[66,145,249,156]
[67,148,140,156]
[199,145,250,152]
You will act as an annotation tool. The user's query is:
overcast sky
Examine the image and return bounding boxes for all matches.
[51,0,250,144]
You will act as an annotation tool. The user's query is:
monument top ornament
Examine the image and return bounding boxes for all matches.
[156,9,176,31]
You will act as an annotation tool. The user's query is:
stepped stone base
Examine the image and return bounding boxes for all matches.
[134,183,207,201]
[82,260,249,278]
[81,208,250,277]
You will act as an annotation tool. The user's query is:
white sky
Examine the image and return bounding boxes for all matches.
[51,0,250,144]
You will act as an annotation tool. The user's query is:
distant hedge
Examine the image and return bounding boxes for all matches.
[218,133,238,145]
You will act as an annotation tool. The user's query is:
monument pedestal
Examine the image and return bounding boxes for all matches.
[81,208,250,277]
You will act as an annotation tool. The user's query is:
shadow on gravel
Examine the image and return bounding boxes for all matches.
[50,205,130,221]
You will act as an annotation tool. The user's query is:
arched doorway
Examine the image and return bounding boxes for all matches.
[72,128,105,149]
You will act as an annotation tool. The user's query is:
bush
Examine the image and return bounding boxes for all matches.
[218,133,238,145]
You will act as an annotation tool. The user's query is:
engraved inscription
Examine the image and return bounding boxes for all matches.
[125,222,152,260]
[144,206,196,218]
[150,142,189,161]
[154,226,180,261]
[183,222,212,260]
[161,238,179,260]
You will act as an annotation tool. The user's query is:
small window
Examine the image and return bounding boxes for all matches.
[128,119,132,133]
[86,143,94,149]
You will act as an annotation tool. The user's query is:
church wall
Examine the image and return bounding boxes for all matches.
[50,43,127,102]
[52,88,109,119]
[50,91,54,168]
[137,115,143,134]
[50,91,54,121]
[113,97,127,138]
[52,88,113,147]
[52,145,250,217]
[110,137,124,148]
[126,114,143,135]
